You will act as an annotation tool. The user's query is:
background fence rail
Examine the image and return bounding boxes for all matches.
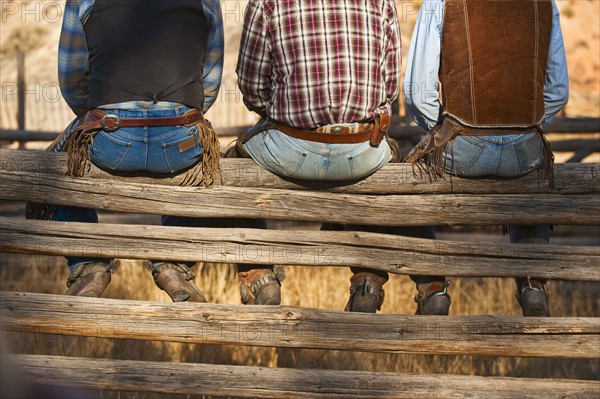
[12,354,599,399]
[1,218,598,281]
[1,292,599,358]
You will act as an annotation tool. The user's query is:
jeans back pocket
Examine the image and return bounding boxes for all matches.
[443,136,487,177]
[513,134,544,177]
[91,131,132,171]
[162,128,202,173]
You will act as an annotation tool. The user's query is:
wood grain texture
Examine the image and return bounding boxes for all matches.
[2,169,599,226]
[2,149,598,194]
[550,139,600,152]
[2,217,598,280]
[2,292,599,358]
[9,354,599,398]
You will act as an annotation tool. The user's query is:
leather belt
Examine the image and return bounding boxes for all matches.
[268,113,391,147]
[78,108,203,134]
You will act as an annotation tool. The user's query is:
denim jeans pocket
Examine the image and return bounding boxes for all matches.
[162,127,202,173]
[91,131,131,171]
[277,134,309,176]
[346,142,391,180]
[444,136,487,177]
[513,134,543,176]
[245,131,308,177]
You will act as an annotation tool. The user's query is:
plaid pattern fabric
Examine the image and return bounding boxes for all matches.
[236,0,401,129]
[59,0,223,116]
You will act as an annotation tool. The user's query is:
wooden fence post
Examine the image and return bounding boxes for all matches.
[16,51,25,149]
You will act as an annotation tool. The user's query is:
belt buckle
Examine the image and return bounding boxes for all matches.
[319,125,347,134]
[100,114,120,132]
[331,126,344,134]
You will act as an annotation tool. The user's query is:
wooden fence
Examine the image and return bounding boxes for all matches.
[0,148,599,398]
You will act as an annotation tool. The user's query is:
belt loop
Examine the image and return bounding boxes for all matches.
[193,126,200,146]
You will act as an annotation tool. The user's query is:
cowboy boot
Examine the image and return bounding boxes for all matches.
[239,265,285,305]
[65,261,116,297]
[147,262,207,303]
[516,276,550,317]
[344,272,386,313]
[414,281,451,315]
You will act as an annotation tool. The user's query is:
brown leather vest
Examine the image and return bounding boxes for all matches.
[440,0,553,132]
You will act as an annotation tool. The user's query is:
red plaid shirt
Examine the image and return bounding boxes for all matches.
[236,0,401,129]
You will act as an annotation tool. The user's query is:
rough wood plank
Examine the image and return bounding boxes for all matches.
[435,232,600,246]
[1,217,598,280]
[0,130,58,142]
[2,170,599,226]
[2,149,598,194]
[567,150,595,164]
[550,139,600,152]
[543,117,600,134]
[9,354,599,399]
[2,292,599,358]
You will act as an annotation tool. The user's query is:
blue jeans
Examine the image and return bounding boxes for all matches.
[444,133,550,246]
[443,133,544,178]
[55,106,205,270]
[243,128,444,284]
[242,129,392,181]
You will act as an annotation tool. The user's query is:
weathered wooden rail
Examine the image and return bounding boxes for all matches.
[2,218,598,280]
[1,150,599,226]
[2,292,598,358]
[1,148,598,397]
[7,354,597,399]
[2,149,598,194]
[7,354,598,399]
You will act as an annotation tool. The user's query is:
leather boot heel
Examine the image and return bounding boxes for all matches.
[148,262,207,303]
[65,262,116,297]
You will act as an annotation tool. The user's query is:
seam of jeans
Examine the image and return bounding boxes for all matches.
[143,137,148,170]
[95,131,131,146]
[271,130,312,157]
[112,126,187,142]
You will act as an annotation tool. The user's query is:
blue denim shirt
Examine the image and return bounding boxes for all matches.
[403,0,569,131]
[58,0,224,116]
